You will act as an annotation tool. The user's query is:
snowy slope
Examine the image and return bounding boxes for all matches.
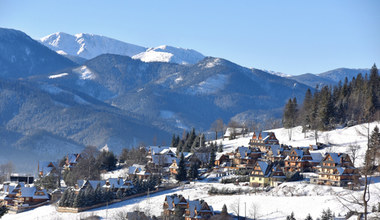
[3,122,380,219]
[269,121,380,167]
[40,33,205,64]
[40,32,147,60]
[132,45,205,65]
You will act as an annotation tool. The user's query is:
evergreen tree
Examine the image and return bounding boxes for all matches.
[187,163,199,180]
[116,188,123,199]
[97,150,117,171]
[209,147,216,168]
[301,88,313,136]
[73,190,85,208]
[321,208,333,220]
[0,205,7,218]
[283,98,298,140]
[174,206,185,220]
[95,183,104,203]
[286,212,296,220]
[84,186,95,206]
[305,213,313,220]
[176,153,187,181]
[59,189,69,207]
[221,204,228,216]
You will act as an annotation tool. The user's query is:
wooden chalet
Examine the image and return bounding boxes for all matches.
[38,161,58,177]
[248,131,279,152]
[232,147,261,169]
[284,148,313,172]
[162,194,188,219]
[250,161,272,187]
[185,200,214,220]
[63,153,81,170]
[317,153,360,187]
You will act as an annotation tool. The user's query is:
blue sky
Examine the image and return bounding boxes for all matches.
[0,0,379,75]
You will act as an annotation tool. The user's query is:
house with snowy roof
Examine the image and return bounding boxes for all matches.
[223,127,246,139]
[249,161,272,187]
[38,161,58,177]
[162,194,188,218]
[248,131,279,152]
[12,186,49,206]
[185,199,214,220]
[284,147,314,172]
[63,153,81,170]
[232,146,261,169]
[317,153,359,187]
[0,183,49,207]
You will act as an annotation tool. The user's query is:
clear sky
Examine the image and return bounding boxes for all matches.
[0,0,379,75]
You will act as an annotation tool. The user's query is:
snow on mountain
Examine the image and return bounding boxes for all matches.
[259,69,291,77]
[40,33,205,65]
[40,32,147,59]
[186,74,229,95]
[132,45,205,65]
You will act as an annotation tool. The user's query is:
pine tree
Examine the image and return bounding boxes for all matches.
[209,147,216,168]
[58,189,69,207]
[221,204,228,216]
[301,88,313,137]
[305,213,313,220]
[95,183,104,203]
[84,186,95,206]
[286,212,296,220]
[170,134,176,148]
[187,163,199,180]
[116,188,123,199]
[73,190,85,208]
[283,98,298,140]
[0,205,7,218]
[176,153,187,181]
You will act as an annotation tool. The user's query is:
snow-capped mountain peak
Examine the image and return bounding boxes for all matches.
[40,32,147,60]
[132,45,205,65]
[40,32,205,65]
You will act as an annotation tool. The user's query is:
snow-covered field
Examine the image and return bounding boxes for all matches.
[3,122,380,220]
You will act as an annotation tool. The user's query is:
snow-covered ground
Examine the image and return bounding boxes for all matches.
[3,121,380,220]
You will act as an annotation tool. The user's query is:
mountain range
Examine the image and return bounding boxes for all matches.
[0,27,370,172]
[40,32,205,65]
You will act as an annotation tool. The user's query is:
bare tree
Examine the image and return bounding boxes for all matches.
[349,144,360,166]
[211,119,224,140]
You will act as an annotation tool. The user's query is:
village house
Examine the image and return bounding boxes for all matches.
[0,182,49,207]
[284,147,314,172]
[248,131,279,152]
[38,161,58,177]
[128,164,151,180]
[162,194,214,220]
[223,127,247,139]
[316,153,360,187]
[232,147,261,169]
[185,199,214,220]
[249,161,272,187]
[162,194,188,219]
[63,153,81,170]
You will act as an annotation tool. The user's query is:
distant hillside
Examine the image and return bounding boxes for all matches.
[41,55,311,131]
[290,68,370,87]
[0,79,171,172]
[0,28,75,79]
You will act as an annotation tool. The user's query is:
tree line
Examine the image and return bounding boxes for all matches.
[59,176,160,208]
[283,64,379,141]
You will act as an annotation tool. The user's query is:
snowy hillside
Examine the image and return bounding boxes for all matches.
[3,122,380,220]
[269,121,380,167]
[40,32,146,60]
[132,45,205,65]
[40,33,205,64]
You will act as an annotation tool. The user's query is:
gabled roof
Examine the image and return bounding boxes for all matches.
[38,161,58,176]
[67,153,80,164]
[237,147,251,159]
[310,152,323,163]
[257,161,271,176]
